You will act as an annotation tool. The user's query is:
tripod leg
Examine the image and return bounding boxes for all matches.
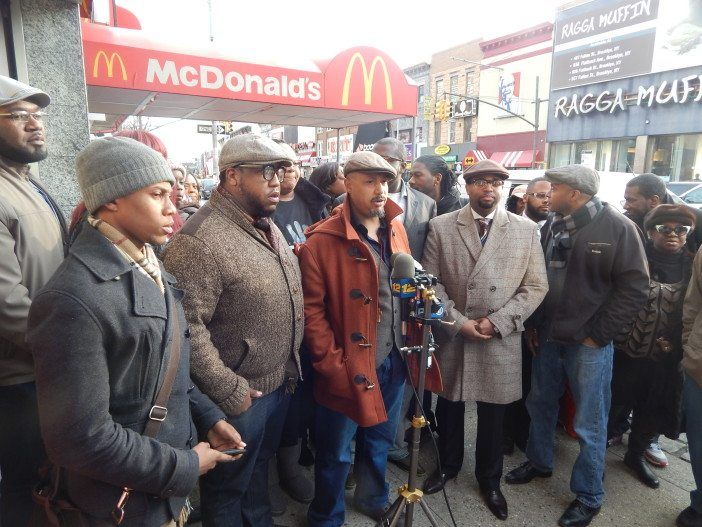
[417,498,442,527]
[377,495,405,527]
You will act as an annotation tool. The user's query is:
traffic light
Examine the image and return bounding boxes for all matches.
[435,99,445,121]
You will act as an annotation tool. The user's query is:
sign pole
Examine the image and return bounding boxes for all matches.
[532,75,540,169]
[211,121,218,175]
[336,128,340,164]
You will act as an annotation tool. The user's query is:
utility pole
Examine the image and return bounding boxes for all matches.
[211,121,218,174]
[531,76,540,169]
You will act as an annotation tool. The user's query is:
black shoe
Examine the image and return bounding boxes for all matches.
[505,461,552,484]
[345,464,356,490]
[389,455,426,476]
[355,501,405,523]
[299,441,315,467]
[624,451,659,489]
[422,469,458,495]
[480,487,508,521]
[558,499,601,527]
[677,506,702,527]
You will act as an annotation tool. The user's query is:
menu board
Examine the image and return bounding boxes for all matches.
[552,0,702,90]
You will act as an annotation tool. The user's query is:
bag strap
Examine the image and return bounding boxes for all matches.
[112,295,182,524]
[143,295,182,438]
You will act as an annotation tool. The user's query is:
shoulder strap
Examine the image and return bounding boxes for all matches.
[143,296,182,438]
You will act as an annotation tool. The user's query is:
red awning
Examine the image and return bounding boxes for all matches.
[463,150,488,166]
[489,150,541,168]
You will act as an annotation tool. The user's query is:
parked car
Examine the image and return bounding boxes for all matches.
[200,178,217,200]
[666,181,702,209]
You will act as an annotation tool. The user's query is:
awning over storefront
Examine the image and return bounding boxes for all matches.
[489,150,541,168]
[82,20,418,129]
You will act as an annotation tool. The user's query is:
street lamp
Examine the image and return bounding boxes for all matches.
[449,57,545,168]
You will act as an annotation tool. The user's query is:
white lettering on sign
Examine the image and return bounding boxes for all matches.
[145,59,322,101]
[554,74,702,118]
[560,1,652,41]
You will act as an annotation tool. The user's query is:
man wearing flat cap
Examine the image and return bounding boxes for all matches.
[0,75,66,525]
[299,151,414,525]
[164,133,305,526]
[420,159,548,521]
[506,165,649,527]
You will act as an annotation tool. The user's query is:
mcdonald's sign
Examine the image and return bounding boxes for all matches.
[93,50,127,81]
[341,53,393,111]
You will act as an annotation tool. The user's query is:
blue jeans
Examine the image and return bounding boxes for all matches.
[201,385,290,527]
[684,373,702,514]
[307,351,406,527]
[526,339,613,509]
[0,382,46,526]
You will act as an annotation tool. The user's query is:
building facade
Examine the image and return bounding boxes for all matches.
[477,23,552,169]
[546,0,702,180]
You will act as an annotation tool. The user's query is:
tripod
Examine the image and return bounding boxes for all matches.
[379,283,442,527]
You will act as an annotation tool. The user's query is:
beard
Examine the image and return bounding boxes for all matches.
[526,202,549,221]
[0,136,47,164]
[369,208,386,218]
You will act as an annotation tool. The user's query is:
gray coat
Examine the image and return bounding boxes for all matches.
[422,206,548,404]
[27,226,225,525]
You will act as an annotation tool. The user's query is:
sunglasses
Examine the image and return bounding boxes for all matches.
[526,192,551,199]
[234,164,287,181]
[653,224,692,236]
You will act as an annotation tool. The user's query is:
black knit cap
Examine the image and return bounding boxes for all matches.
[643,204,697,231]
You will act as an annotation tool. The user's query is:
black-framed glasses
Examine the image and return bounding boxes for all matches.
[0,110,47,123]
[526,191,551,199]
[234,164,286,181]
[468,178,504,188]
[653,224,692,236]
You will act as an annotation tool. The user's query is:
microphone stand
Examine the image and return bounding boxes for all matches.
[380,282,441,527]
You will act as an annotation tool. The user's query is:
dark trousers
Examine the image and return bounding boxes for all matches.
[0,381,46,527]
[610,353,659,455]
[201,386,290,527]
[279,352,316,449]
[503,336,532,452]
[435,396,507,491]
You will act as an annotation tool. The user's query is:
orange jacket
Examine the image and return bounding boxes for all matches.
[298,199,412,426]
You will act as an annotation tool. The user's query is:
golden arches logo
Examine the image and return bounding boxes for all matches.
[93,51,127,81]
[341,53,393,110]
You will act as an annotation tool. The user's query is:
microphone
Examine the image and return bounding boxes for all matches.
[391,252,417,300]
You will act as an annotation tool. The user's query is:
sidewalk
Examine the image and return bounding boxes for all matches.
[271,404,695,527]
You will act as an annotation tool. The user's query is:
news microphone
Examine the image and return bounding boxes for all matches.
[391,252,417,299]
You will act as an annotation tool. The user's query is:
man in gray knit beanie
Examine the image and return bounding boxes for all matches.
[27,135,245,525]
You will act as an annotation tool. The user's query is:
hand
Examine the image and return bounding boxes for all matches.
[207,420,246,460]
[526,328,539,357]
[459,319,492,341]
[193,442,236,475]
[581,337,599,349]
[475,317,496,337]
[235,388,263,415]
[656,337,673,353]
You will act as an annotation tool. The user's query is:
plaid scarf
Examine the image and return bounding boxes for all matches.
[87,215,165,294]
[548,197,603,269]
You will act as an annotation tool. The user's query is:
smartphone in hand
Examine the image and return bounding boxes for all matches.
[221,448,246,456]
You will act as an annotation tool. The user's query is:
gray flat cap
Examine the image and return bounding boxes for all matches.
[545,164,600,195]
[219,133,295,171]
[344,151,396,180]
[463,159,509,181]
[0,75,50,108]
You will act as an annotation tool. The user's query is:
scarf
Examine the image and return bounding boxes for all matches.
[548,197,603,269]
[87,215,165,294]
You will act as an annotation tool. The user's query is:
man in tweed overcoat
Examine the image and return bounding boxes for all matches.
[420,160,547,521]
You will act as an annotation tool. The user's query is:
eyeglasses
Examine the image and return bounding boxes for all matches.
[653,224,692,236]
[468,178,504,188]
[526,192,551,199]
[0,110,47,123]
[234,164,286,181]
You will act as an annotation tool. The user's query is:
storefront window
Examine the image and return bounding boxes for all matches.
[610,139,636,172]
[549,143,573,168]
[550,139,636,172]
[648,134,702,181]
[463,117,472,142]
[448,119,455,144]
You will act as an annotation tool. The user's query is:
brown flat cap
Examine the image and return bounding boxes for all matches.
[643,204,697,231]
[344,151,396,180]
[219,133,295,171]
[463,159,509,181]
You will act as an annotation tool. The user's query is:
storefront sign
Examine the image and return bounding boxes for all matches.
[553,73,702,118]
[442,155,458,162]
[497,72,521,115]
[327,133,354,157]
[434,144,451,155]
[552,0,702,90]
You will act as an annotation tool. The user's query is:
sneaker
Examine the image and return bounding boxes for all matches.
[644,442,669,468]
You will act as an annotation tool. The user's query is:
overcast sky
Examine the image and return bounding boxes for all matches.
[117,0,566,164]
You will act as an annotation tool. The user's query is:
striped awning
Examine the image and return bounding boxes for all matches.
[462,150,488,166]
[489,150,540,168]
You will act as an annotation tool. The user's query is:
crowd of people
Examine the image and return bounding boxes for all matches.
[1,74,702,527]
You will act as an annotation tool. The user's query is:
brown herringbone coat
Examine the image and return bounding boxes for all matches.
[421,205,548,404]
